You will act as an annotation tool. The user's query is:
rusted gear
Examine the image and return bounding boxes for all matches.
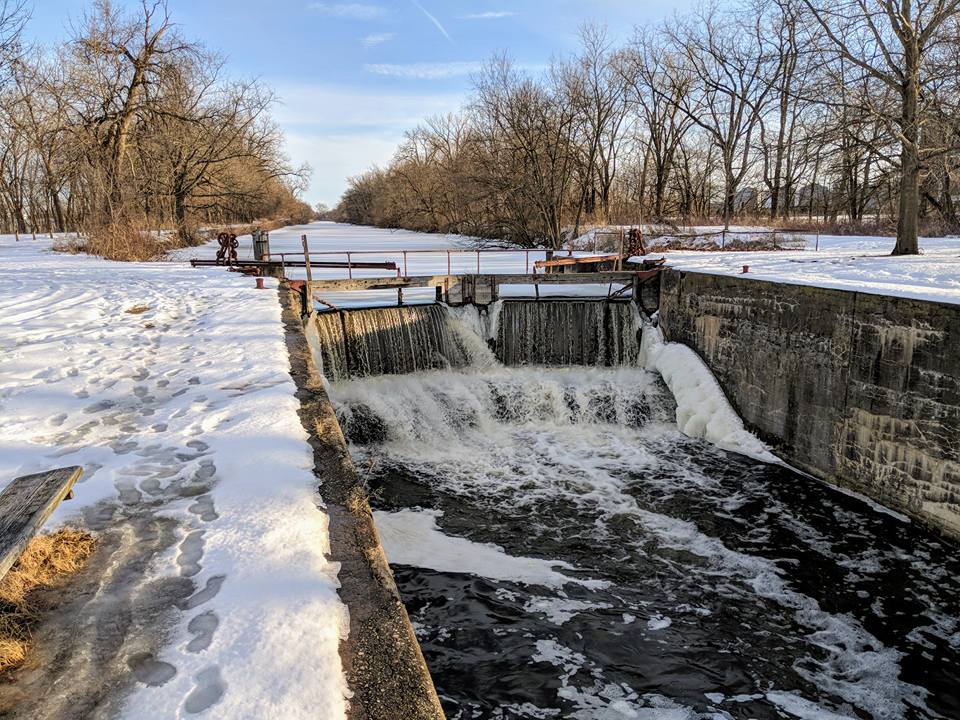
[215,232,239,263]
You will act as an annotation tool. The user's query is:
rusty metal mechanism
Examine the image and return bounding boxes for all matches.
[215,233,239,264]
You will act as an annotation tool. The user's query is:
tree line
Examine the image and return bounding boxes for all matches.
[335,0,960,254]
[0,0,314,253]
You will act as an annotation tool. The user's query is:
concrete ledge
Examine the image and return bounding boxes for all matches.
[659,268,960,541]
[279,282,446,720]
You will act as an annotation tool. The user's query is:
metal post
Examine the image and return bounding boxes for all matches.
[476,250,481,274]
[347,252,352,279]
[447,250,451,276]
[397,287,403,306]
[403,250,408,276]
[301,234,313,283]
[525,250,529,274]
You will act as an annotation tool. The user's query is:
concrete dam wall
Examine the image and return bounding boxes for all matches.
[658,268,960,539]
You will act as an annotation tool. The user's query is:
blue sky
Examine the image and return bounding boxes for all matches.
[25,1,692,207]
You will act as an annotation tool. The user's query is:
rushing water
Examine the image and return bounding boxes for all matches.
[313,300,643,379]
[327,309,960,720]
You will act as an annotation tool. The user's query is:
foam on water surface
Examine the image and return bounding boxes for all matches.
[331,359,960,719]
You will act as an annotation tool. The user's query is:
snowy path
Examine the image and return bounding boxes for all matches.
[0,235,347,718]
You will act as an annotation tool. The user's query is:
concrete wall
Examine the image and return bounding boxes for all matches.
[281,286,446,720]
[658,269,960,539]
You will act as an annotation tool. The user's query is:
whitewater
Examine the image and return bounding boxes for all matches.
[327,302,960,720]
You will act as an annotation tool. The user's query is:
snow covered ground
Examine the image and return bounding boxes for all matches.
[652,234,960,305]
[0,234,348,717]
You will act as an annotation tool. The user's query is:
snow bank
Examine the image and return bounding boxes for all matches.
[650,235,960,305]
[640,322,778,463]
[0,232,348,718]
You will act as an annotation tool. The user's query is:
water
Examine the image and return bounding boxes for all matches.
[314,305,472,381]
[313,300,643,379]
[326,312,960,720]
[495,301,641,367]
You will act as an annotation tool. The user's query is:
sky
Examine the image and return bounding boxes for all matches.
[24,0,693,208]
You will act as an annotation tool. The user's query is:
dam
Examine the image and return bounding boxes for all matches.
[284,277,960,720]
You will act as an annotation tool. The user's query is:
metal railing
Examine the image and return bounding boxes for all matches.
[265,246,593,279]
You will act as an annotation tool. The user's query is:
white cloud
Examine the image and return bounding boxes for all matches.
[410,0,453,43]
[363,61,483,79]
[273,83,464,128]
[306,3,389,20]
[463,11,517,19]
[272,83,467,204]
[362,32,396,47]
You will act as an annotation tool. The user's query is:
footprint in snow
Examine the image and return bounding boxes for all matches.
[186,611,219,653]
[180,575,226,611]
[184,666,226,714]
[177,530,205,578]
[127,653,177,687]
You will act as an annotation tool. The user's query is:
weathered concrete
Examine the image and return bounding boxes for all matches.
[280,283,446,720]
[658,269,960,539]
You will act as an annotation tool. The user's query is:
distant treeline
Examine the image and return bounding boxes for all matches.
[335,0,960,254]
[0,0,315,252]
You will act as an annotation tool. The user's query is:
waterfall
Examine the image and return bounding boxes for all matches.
[495,300,641,367]
[311,300,642,381]
[313,305,477,381]
[334,366,674,449]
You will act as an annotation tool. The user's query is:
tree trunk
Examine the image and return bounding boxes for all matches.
[893,50,921,256]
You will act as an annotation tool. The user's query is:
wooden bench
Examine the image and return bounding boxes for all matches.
[0,466,82,580]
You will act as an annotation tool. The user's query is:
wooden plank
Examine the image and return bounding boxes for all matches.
[0,466,82,580]
[533,254,625,268]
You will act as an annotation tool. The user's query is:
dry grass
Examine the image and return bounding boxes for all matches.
[53,221,170,262]
[0,529,96,672]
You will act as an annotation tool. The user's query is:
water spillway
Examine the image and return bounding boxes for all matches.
[307,297,960,720]
[495,299,640,367]
[312,299,643,380]
[313,305,472,381]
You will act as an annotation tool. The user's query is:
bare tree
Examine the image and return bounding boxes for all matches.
[619,29,693,220]
[804,0,960,254]
[669,5,781,227]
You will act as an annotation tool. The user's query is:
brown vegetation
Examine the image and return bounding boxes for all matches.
[0,529,96,672]
[336,1,960,254]
[0,1,315,258]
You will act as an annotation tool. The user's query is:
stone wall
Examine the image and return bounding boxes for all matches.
[658,269,960,539]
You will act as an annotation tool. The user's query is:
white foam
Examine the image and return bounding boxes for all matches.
[524,596,612,625]
[646,614,672,631]
[639,323,778,463]
[373,509,608,589]
[765,691,856,720]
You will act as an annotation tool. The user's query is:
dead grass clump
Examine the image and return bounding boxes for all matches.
[124,304,151,315]
[53,221,169,261]
[0,529,96,671]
